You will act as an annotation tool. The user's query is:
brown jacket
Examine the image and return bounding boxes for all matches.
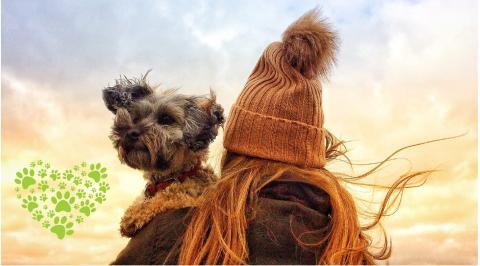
[111,181,331,265]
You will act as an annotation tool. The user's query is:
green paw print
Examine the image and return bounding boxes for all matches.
[38,169,48,178]
[40,193,48,202]
[59,182,67,190]
[47,210,55,218]
[76,216,84,224]
[79,200,96,216]
[94,193,106,204]
[76,189,86,199]
[32,210,44,221]
[38,180,49,192]
[73,176,82,185]
[51,191,75,212]
[88,163,107,182]
[49,169,60,181]
[15,168,36,189]
[42,220,50,229]
[99,182,110,193]
[50,216,74,240]
[21,195,38,212]
[84,180,92,188]
[63,170,74,181]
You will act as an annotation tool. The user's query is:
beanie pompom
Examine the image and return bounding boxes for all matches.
[282,9,338,79]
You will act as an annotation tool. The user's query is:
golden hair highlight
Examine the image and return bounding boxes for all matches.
[178,132,459,264]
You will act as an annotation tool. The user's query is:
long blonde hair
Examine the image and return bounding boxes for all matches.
[178,132,447,264]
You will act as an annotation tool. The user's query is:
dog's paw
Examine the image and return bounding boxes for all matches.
[120,221,139,237]
[119,201,144,237]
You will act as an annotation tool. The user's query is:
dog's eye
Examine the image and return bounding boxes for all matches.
[131,91,141,99]
[113,125,129,133]
[157,114,175,125]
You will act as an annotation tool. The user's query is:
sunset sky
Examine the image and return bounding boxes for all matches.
[1,0,477,264]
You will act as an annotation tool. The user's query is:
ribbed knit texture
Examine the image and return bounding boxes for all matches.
[224,10,337,168]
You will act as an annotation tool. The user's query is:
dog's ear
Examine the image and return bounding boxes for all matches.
[102,84,154,114]
[183,91,225,151]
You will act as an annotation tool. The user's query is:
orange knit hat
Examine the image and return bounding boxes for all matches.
[224,9,338,168]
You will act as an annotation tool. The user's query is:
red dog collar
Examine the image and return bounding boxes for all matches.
[145,162,201,198]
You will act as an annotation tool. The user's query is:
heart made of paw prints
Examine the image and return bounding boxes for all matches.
[14,160,109,240]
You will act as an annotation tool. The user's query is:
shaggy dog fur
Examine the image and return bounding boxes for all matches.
[102,72,224,237]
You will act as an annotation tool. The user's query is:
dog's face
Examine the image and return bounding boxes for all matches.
[102,75,224,175]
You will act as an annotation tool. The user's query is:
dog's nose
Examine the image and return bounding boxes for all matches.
[126,129,140,141]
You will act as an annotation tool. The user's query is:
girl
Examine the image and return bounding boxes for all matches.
[178,10,430,264]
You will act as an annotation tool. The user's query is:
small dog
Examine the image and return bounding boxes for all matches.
[102,71,224,237]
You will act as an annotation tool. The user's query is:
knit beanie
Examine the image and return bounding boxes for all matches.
[224,9,338,168]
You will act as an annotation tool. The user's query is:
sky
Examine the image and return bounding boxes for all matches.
[1,0,477,264]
